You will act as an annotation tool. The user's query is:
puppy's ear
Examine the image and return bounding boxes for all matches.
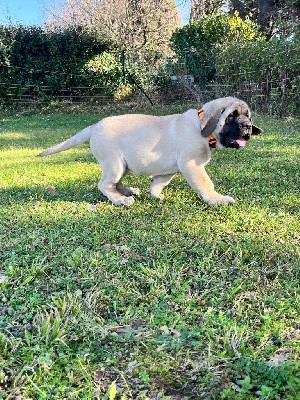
[199,107,225,138]
[252,124,263,135]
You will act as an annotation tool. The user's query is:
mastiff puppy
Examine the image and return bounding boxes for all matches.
[39,96,262,206]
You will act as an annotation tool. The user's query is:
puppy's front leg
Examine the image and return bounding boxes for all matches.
[150,174,176,200]
[179,159,235,205]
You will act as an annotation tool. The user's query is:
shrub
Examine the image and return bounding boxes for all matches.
[0,25,110,103]
[170,12,263,85]
[214,37,300,115]
[83,51,124,97]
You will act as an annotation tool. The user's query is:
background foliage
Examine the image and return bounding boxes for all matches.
[190,0,300,39]
[214,36,300,115]
[0,25,110,102]
[170,13,263,86]
[46,0,180,77]
[0,3,299,114]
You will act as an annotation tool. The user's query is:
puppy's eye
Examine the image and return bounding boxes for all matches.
[226,113,234,123]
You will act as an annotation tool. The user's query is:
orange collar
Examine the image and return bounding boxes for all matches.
[198,109,217,149]
[207,134,217,148]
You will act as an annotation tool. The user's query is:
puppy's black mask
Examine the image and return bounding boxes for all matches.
[220,109,262,149]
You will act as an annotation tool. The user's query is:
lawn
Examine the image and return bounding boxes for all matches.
[0,105,299,399]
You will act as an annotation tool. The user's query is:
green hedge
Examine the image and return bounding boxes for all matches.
[0,25,111,103]
[170,13,262,86]
[165,14,299,114]
[214,38,300,115]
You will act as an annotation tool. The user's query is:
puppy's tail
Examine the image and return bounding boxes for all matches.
[38,125,94,157]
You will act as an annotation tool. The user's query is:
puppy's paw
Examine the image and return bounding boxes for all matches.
[207,195,235,205]
[113,196,135,206]
[128,187,141,196]
[220,195,235,205]
[149,193,165,200]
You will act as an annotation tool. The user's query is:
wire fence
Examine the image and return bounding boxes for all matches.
[163,69,299,116]
[158,43,300,116]
[0,63,115,106]
[0,46,299,116]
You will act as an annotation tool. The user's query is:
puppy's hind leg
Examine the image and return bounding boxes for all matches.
[149,174,175,200]
[116,182,141,197]
[98,160,135,206]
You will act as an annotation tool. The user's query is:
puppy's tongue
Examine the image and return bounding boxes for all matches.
[236,139,246,148]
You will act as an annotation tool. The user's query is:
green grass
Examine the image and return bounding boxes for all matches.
[0,106,299,399]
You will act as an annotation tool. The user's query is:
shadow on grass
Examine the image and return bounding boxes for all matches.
[0,179,103,205]
[0,167,299,217]
[0,172,153,207]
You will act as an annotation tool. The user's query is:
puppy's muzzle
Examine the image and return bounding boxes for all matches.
[241,125,252,141]
[223,124,252,149]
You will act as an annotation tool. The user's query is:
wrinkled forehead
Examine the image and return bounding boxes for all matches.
[236,104,251,118]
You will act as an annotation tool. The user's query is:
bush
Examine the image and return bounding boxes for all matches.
[170,13,263,86]
[214,37,300,115]
[83,51,124,97]
[0,25,111,103]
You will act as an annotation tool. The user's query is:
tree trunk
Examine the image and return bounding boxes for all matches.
[190,0,206,22]
[256,0,274,37]
[229,0,247,19]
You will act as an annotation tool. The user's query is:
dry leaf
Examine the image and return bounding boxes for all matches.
[131,319,144,330]
[160,325,170,334]
[94,369,105,384]
[11,395,23,400]
[266,254,275,264]
[156,344,166,352]
[47,185,56,196]
[230,335,240,355]
[264,307,273,313]
[112,327,131,336]
[170,329,181,337]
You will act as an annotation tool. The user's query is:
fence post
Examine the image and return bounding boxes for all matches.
[121,49,126,85]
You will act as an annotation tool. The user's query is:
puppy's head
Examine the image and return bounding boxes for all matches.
[220,104,262,149]
[200,97,262,149]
